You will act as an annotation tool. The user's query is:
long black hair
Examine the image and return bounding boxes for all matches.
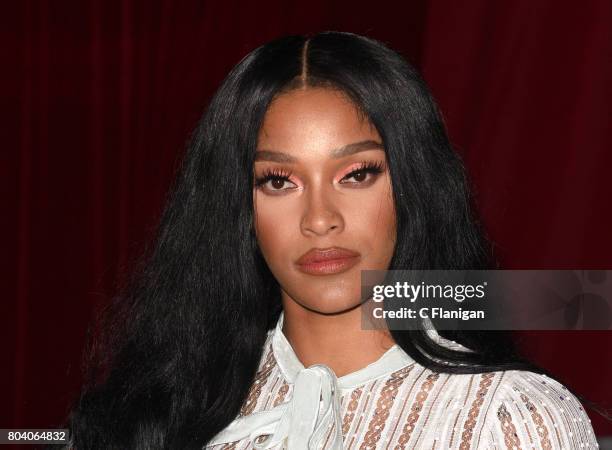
[67,31,545,449]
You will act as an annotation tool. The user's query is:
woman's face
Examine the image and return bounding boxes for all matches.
[253,87,396,314]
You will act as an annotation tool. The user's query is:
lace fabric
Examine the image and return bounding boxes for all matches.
[206,312,598,449]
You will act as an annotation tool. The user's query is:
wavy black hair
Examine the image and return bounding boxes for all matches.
[66,31,548,449]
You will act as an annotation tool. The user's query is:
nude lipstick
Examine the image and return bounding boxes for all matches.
[295,247,361,275]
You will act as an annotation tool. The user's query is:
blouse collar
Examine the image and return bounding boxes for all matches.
[207,310,414,449]
[272,310,414,393]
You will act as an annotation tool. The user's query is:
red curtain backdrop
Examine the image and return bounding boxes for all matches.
[3,0,611,439]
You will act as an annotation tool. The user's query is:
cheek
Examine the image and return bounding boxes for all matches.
[349,185,396,243]
[356,188,397,268]
[381,194,397,238]
[253,193,294,265]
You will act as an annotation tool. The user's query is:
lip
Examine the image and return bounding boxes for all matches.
[295,247,361,276]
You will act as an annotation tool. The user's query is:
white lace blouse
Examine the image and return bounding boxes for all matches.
[206,311,598,449]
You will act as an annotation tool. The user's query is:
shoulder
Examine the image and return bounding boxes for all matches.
[477,370,598,449]
[360,367,598,449]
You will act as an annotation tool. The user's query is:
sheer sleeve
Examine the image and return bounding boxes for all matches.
[482,370,599,449]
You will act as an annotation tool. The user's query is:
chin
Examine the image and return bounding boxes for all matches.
[296,295,362,315]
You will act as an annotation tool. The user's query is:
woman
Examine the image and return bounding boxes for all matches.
[67,32,598,449]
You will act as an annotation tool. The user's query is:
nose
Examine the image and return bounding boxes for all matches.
[300,186,344,237]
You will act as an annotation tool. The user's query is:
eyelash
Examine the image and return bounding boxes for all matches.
[253,160,385,191]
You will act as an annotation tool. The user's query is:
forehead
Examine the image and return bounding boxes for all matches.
[257,88,381,154]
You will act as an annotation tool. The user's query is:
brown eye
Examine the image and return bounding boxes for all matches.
[271,178,286,190]
[261,177,296,191]
[343,170,370,183]
[351,171,368,182]
[340,163,384,185]
[254,171,298,193]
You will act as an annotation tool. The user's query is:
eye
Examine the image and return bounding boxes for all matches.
[253,160,386,193]
[339,160,386,185]
[253,168,297,192]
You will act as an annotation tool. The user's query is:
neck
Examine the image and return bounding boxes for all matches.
[280,297,396,378]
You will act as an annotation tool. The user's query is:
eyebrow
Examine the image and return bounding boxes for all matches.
[254,140,384,163]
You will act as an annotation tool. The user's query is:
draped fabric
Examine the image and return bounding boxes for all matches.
[3,0,611,438]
